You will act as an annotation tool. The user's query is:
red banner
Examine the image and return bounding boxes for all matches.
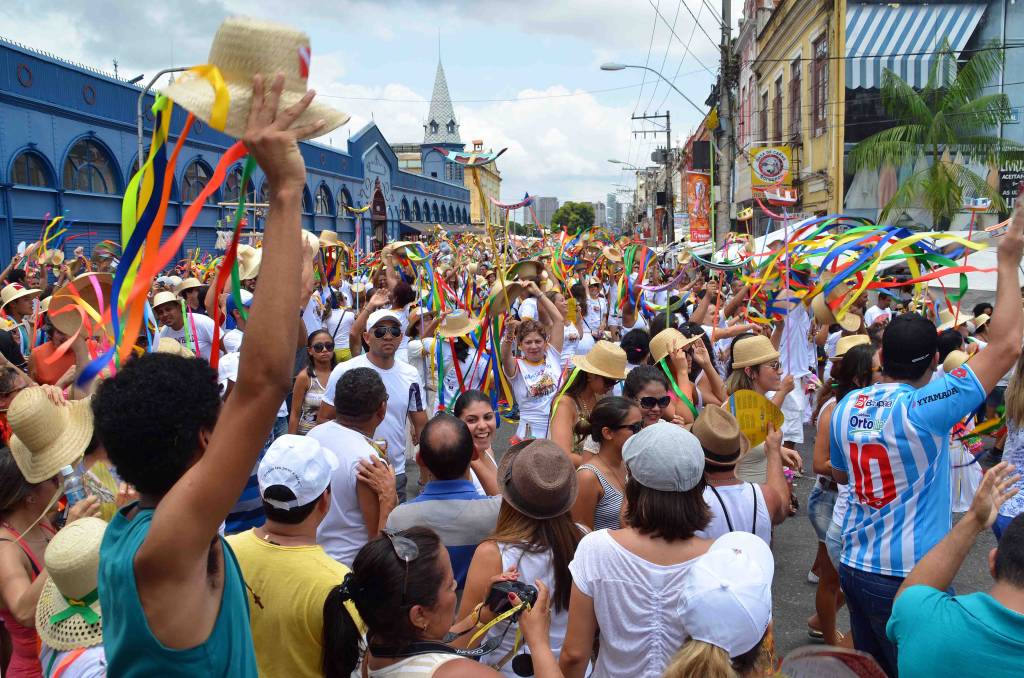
[687,171,711,243]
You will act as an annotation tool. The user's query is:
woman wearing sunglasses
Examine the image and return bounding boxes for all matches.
[289,329,337,435]
[549,341,627,464]
[322,526,561,678]
[623,366,682,428]
[572,397,639,531]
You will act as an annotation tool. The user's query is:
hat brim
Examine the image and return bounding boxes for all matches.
[837,312,862,333]
[571,354,627,381]
[9,398,93,484]
[35,578,103,651]
[496,445,579,520]
[438,318,481,339]
[176,281,202,294]
[2,288,41,309]
[731,347,781,369]
[161,77,349,141]
[49,273,113,336]
[486,281,524,317]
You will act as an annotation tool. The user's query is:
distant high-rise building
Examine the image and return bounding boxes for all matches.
[606,193,623,231]
[535,197,559,228]
[591,201,607,228]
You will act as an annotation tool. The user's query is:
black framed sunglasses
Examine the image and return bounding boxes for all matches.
[311,341,335,353]
[639,395,672,410]
[383,529,419,604]
[615,421,644,434]
[372,326,403,339]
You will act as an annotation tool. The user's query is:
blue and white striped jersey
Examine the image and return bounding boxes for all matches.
[829,366,985,576]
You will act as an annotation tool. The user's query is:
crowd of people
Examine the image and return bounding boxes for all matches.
[0,63,1023,678]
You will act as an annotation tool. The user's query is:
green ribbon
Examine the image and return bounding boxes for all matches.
[50,589,100,626]
[660,360,699,419]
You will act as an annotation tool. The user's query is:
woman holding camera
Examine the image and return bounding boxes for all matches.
[459,439,585,676]
[322,526,561,677]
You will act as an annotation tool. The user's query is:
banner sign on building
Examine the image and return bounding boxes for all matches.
[1000,159,1024,212]
[687,171,711,243]
[750,146,792,189]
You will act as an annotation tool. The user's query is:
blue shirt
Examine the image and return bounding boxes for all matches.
[887,586,1024,677]
[387,479,501,588]
[830,366,985,576]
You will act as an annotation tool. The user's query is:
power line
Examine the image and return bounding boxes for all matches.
[698,0,724,29]
[635,0,662,116]
[645,0,684,112]
[651,0,717,54]
[648,0,716,75]
[657,0,705,112]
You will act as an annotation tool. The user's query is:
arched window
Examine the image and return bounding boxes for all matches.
[63,139,118,194]
[401,198,411,221]
[413,199,422,221]
[338,187,352,212]
[444,205,451,223]
[432,202,440,223]
[447,120,456,134]
[11,151,52,187]
[315,185,334,215]
[302,186,313,214]
[182,159,215,204]
[429,121,439,134]
[222,165,243,204]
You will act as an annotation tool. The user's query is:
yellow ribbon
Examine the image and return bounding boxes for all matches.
[186,65,230,132]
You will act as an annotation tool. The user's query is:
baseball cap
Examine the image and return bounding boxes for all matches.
[678,531,774,658]
[257,435,338,510]
[225,289,254,330]
[622,421,705,492]
[881,313,937,374]
[367,308,402,329]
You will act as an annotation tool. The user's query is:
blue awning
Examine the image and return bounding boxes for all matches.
[846,4,986,90]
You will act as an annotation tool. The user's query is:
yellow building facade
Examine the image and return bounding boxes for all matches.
[751,0,845,216]
[464,140,502,228]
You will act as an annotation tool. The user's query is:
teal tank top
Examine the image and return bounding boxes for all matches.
[99,505,258,677]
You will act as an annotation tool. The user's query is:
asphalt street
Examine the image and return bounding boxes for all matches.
[406,420,997,659]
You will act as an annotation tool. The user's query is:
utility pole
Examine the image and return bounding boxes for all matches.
[631,112,673,244]
[716,0,735,245]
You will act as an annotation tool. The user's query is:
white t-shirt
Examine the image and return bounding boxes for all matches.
[864,304,891,327]
[697,482,772,545]
[39,644,106,678]
[322,354,424,474]
[511,345,562,439]
[325,308,355,350]
[584,298,606,334]
[516,296,538,321]
[561,323,581,367]
[308,421,377,565]
[160,312,218,361]
[302,295,326,337]
[222,328,244,355]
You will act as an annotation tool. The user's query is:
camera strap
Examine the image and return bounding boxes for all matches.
[368,636,501,660]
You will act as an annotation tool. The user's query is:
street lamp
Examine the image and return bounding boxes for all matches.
[608,159,641,171]
[601,63,716,135]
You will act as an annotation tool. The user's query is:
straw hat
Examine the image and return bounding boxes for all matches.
[35,517,106,651]
[160,17,349,140]
[151,291,179,310]
[572,341,627,381]
[603,246,623,262]
[154,337,195,358]
[39,296,52,315]
[508,259,543,281]
[936,307,972,331]
[39,249,65,266]
[731,335,780,369]
[691,406,750,467]
[810,270,857,325]
[236,244,262,281]
[175,277,202,295]
[650,328,699,364]
[972,313,990,331]
[318,230,341,248]
[438,310,481,339]
[0,283,41,310]
[48,273,113,337]
[486,280,525,317]
[7,388,93,483]
[497,439,578,520]
[943,349,969,373]
[832,334,871,360]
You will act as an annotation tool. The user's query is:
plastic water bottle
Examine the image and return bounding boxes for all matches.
[60,465,87,507]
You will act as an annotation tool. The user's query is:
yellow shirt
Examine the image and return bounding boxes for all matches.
[227,529,364,678]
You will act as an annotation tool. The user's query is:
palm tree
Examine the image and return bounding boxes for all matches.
[849,40,1024,228]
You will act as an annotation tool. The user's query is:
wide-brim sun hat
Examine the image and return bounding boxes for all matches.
[649,327,699,364]
[8,387,93,483]
[160,17,350,141]
[486,280,525,317]
[154,336,195,358]
[497,439,578,520]
[831,334,871,360]
[572,340,628,381]
[236,244,262,281]
[731,334,780,369]
[36,517,106,651]
[602,246,623,262]
[508,259,543,281]
[936,307,973,331]
[49,273,113,337]
[175,277,202,295]
[319,230,341,248]
[0,283,41,310]
[438,310,481,339]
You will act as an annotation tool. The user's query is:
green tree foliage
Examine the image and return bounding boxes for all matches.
[549,201,596,234]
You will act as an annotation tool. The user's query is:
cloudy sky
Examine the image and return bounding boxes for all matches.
[2,0,742,204]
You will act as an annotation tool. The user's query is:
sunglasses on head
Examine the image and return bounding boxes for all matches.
[383,529,420,604]
[312,342,335,353]
[639,395,672,409]
[372,326,403,339]
[614,421,644,434]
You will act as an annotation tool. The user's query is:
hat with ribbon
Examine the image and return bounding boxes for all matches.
[730,335,781,370]
[8,387,93,484]
[160,16,349,140]
[48,273,113,337]
[36,517,106,651]
[438,310,481,339]
[0,283,41,310]
[690,406,750,467]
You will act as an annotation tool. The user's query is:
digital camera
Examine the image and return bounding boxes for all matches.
[485,580,538,616]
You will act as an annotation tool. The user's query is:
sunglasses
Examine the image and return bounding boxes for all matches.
[601,375,620,386]
[638,395,672,410]
[615,421,644,434]
[762,360,781,371]
[383,529,419,604]
[311,342,335,353]
[372,326,403,339]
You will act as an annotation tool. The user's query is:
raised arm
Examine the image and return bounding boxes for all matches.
[967,205,1024,393]
[527,281,564,353]
[141,74,323,562]
[349,289,390,357]
[500,318,520,382]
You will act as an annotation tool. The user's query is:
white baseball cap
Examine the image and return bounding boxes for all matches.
[677,531,774,658]
[367,308,402,329]
[622,421,705,492]
[257,435,338,510]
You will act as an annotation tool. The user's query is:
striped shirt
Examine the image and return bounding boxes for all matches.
[830,366,985,577]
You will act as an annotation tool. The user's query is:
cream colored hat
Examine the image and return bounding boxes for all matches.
[731,335,781,369]
[438,310,481,339]
[236,244,262,281]
[175,277,202,295]
[0,283,41,310]
[318,230,341,248]
[572,341,628,381]
[8,388,93,483]
[650,328,700,364]
[936,307,972,331]
[151,291,179,310]
[486,280,525,317]
[160,17,349,140]
[35,517,106,651]
[831,334,871,360]
[943,349,970,373]
[154,337,195,358]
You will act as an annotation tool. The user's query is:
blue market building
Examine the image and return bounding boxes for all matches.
[0,37,470,262]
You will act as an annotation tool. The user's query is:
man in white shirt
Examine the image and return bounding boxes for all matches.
[154,290,218,361]
[318,308,426,501]
[864,291,894,327]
